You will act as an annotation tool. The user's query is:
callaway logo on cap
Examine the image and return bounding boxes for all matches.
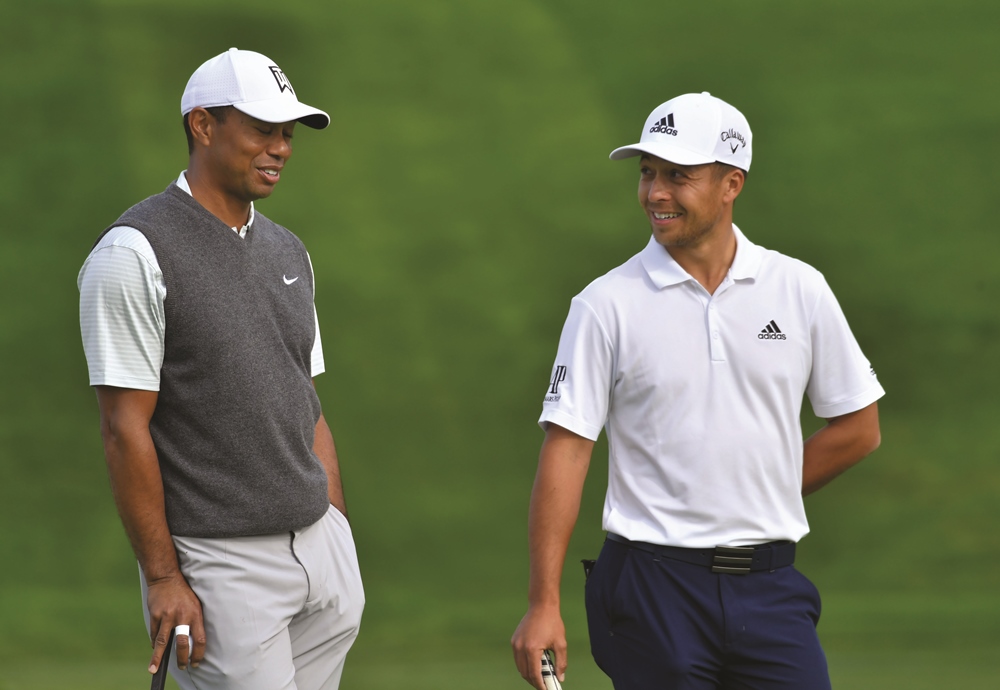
[609,92,752,171]
[181,47,330,129]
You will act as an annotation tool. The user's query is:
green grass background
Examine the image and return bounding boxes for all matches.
[2,0,999,687]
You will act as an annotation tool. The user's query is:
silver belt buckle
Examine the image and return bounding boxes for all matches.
[712,545,754,575]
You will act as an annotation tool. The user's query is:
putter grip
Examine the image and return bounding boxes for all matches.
[542,650,562,690]
[150,629,175,690]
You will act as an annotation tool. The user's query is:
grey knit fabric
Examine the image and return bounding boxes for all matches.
[97,183,329,537]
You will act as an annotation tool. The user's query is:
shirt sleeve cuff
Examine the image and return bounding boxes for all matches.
[811,382,885,419]
[538,409,603,441]
[88,373,160,391]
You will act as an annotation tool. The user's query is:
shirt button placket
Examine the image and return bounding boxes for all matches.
[708,301,725,362]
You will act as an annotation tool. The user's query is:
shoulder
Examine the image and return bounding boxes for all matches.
[575,252,647,306]
[106,186,197,247]
[84,226,159,272]
[117,185,185,221]
[252,212,308,251]
[747,243,844,329]
[756,244,829,294]
[93,226,157,255]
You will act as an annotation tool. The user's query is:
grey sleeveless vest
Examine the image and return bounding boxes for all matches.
[98,183,329,537]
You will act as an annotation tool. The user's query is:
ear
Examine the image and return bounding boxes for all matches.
[721,168,745,204]
[187,107,215,149]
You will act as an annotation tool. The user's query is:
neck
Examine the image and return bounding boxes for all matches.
[185,162,251,230]
[665,223,737,295]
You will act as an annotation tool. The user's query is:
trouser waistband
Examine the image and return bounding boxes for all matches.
[606,532,795,575]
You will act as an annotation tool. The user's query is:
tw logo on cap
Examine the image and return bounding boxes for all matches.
[268,66,295,95]
[649,113,678,136]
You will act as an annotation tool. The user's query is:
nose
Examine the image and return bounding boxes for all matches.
[267,132,292,161]
[646,173,673,202]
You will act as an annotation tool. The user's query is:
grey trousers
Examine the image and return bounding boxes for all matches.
[141,505,365,690]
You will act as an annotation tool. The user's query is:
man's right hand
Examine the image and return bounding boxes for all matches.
[511,604,567,690]
[146,572,206,673]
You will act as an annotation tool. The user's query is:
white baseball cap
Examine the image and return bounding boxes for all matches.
[181,48,330,129]
[609,92,751,171]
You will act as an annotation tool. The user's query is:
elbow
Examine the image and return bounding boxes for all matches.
[856,402,882,458]
[862,424,881,457]
[99,412,140,455]
[99,415,124,446]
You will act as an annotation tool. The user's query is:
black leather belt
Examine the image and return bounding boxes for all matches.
[606,532,795,575]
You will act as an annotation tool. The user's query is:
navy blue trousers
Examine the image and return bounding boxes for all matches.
[585,537,831,690]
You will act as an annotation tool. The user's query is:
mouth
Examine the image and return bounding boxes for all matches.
[650,211,682,224]
[259,167,282,183]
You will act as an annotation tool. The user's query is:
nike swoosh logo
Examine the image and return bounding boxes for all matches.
[283,275,299,285]
[730,143,739,154]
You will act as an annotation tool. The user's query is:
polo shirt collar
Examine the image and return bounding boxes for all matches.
[176,171,255,237]
[639,223,763,289]
[730,224,763,280]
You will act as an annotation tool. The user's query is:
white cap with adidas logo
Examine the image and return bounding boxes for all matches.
[609,92,752,172]
[181,47,330,130]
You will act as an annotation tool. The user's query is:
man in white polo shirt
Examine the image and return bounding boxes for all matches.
[511,92,883,689]
[78,48,363,689]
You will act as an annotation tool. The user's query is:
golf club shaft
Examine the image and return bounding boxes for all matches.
[150,628,175,690]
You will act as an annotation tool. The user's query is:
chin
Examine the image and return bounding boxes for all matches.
[651,227,680,245]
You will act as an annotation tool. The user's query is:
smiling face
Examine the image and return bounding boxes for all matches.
[197,108,296,205]
[638,155,743,250]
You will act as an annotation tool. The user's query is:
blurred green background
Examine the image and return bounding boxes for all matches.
[2,0,998,687]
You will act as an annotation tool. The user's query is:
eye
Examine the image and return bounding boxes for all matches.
[256,127,273,135]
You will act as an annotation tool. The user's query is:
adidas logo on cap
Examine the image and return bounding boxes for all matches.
[648,113,678,136]
[758,320,787,340]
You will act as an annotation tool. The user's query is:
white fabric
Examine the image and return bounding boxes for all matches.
[79,172,325,390]
[539,226,885,548]
[609,92,752,172]
[141,506,364,689]
[181,48,330,129]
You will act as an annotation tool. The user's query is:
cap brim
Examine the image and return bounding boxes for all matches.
[234,100,330,130]
[609,142,715,165]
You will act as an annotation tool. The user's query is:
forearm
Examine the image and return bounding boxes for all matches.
[314,413,347,516]
[102,422,180,581]
[526,427,593,608]
[802,402,881,496]
[512,425,594,688]
[104,423,208,672]
[95,387,179,581]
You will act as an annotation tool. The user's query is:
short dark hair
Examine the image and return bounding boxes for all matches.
[183,106,232,153]
[712,161,748,182]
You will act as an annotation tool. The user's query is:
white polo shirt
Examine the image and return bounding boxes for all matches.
[539,226,884,548]
[78,172,325,390]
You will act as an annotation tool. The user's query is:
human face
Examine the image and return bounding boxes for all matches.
[638,155,736,249]
[204,110,296,204]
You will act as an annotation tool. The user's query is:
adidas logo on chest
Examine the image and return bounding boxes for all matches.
[758,320,787,340]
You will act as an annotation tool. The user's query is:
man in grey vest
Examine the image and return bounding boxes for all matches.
[78,48,364,690]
